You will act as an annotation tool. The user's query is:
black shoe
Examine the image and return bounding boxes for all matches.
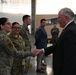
[36,69,45,73]
[41,67,46,70]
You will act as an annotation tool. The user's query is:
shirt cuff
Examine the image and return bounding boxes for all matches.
[42,48,45,53]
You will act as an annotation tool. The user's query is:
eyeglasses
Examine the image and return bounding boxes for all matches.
[12,27,20,29]
[5,22,11,25]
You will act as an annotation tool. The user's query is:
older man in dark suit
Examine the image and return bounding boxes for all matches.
[35,19,47,73]
[34,8,76,75]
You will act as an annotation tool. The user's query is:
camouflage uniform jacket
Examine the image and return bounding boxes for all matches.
[9,33,26,66]
[20,25,31,51]
[0,31,32,69]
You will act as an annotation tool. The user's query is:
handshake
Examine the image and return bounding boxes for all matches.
[31,49,43,57]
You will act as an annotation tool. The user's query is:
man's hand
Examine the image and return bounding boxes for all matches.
[31,49,43,57]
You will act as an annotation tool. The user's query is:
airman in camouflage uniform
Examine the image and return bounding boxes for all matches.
[51,23,59,45]
[20,15,31,74]
[8,22,32,75]
[9,34,27,75]
[0,17,35,75]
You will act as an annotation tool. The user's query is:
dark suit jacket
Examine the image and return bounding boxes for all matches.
[35,26,47,49]
[44,21,76,75]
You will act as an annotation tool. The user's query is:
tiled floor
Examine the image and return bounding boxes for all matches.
[28,35,53,75]
[28,55,53,75]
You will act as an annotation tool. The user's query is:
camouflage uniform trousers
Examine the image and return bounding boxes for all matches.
[24,47,31,74]
[24,57,30,75]
[0,67,11,75]
[11,65,27,75]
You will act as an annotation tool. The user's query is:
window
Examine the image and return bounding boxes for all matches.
[46,18,58,25]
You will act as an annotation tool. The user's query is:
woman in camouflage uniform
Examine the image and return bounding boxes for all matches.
[0,17,35,75]
[9,22,31,75]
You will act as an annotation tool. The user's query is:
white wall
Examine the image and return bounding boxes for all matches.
[36,0,76,14]
[0,12,24,25]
